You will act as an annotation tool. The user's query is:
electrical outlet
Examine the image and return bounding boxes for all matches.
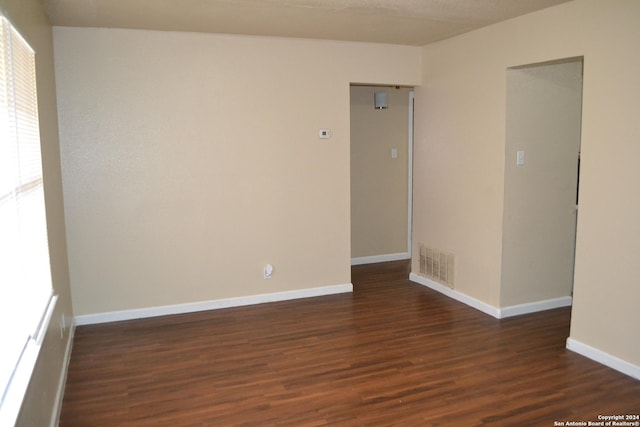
[264,264,273,279]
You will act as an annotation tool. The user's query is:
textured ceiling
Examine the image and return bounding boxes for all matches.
[41,0,573,46]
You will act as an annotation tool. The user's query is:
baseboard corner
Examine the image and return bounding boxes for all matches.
[409,272,501,319]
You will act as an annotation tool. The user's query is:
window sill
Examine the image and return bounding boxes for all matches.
[0,295,58,427]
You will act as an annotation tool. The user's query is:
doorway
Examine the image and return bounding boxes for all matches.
[350,85,414,265]
[500,58,583,307]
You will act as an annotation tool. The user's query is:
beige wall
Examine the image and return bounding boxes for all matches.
[2,1,635,423]
[53,27,420,316]
[501,60,583,306]
[414,0,640,366]
[350,85,410,259]
[0,0,74,425]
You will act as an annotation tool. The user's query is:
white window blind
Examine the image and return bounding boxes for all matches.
[0,14,55,422]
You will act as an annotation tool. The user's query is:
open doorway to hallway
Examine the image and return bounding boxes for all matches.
[350,85,414,266]
[500,57,583,311]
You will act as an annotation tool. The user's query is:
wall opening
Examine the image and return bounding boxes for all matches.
[350,84,414,265]
[500,57,583,307]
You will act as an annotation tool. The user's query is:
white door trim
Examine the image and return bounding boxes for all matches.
[407,91,414,257]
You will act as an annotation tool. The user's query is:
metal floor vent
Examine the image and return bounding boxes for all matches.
[419,244,455,288]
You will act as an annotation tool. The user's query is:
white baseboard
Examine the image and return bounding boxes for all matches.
[50,320,75,427]
[409,273,572,319]
[566,338,640,380]
[351,252,410,266]
[500,296,572,318]
[75,283,353,326]
[409,273,501,318]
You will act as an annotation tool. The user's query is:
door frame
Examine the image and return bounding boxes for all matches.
[406,91,414,258]
[350,87,414,266]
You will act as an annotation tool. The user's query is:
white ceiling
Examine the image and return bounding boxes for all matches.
[41,0,573,46]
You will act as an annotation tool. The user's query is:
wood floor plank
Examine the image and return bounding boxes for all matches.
[59,261,639,426]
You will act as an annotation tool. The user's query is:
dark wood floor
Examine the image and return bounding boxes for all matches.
[59,261,639,426]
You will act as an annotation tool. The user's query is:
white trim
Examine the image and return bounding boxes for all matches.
[500,296,572,318]
[410,273,573,319]
[75,284,353,326]
[34,293,58,345]
[566,338,640,380]
[50,320,75,427]
[351,252,410,266]
[407,91,414,257]
[0,296,58,427]
[409,273,501,318]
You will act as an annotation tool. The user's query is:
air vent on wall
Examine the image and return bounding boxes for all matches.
[419,244,455,288]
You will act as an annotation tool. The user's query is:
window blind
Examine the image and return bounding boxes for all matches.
[0,14,55,418]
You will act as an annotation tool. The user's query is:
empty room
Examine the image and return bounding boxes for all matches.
[1,0,638,426]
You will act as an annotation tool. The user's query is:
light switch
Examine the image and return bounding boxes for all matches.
[516,150,525,166]
[391,148,398,159]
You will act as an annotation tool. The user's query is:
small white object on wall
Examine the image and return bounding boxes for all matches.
[264,264,273,279]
